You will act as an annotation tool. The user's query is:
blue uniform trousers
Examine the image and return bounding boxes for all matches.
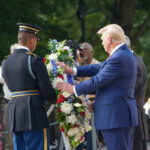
[13,128,50,150]
[101,127,134,150]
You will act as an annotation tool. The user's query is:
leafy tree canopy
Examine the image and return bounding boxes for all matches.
[0,0,150,99]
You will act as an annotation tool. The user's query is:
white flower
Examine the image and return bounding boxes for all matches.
[57,43,64,52]
[79,126,85,134]
[74,103,82,107]
[52,77,64,89]
[57,66,63,74]
[85,122,92,132]
[62,92,72,98]
[63,74,68,82]
[67,114,77,124]
[46,63,53,71]
[55,43,60,50]
[61,101,73,114]
[74,132,83,142]
[62,46,70,52]
[78,95,89,101]
[85,109,91,120]
[67,127,79,136]
[48,54,58,60]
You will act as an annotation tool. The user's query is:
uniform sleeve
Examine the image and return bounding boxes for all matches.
[32,56,56,102]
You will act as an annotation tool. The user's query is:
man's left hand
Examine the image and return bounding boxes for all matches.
[56,82,74,93]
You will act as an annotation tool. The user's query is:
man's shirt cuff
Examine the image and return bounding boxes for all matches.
[73,68,77,76]
[73,85,78,97]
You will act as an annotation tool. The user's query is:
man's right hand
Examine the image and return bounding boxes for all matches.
[56,62,74,74]
[86,101,95,112]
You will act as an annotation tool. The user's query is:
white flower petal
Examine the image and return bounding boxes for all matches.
[61,102,73,114]
[74,103,82,107]
[46,63,53,71]
[67,127,79,136]
[85,122,92,132]
[62,92,72,98]
[62,46,70,51]
[52,77,64,89]
[67,114,77,124]
[48,54,58,60]
[85,109,91,120]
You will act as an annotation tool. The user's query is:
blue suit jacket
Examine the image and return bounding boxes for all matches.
[75,44,138,130]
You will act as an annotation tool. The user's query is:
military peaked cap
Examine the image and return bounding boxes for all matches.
[16,22,43,36]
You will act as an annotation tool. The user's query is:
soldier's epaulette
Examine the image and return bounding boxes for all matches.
[26,52,36,58]
[1,53,12,65]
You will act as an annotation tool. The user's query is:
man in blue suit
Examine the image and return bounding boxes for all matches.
[57,24,138,150]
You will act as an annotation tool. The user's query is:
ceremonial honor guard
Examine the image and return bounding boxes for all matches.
[2,23,56,150]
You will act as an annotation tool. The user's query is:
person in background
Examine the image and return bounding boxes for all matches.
[125,35,148,150]
[75,42,100,150]
[56,24,138,150]
[0,43,18,150]
[75,42,99,82]
[2,23,56,150]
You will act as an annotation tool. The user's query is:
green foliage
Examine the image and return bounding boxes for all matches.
[1,0,150,132]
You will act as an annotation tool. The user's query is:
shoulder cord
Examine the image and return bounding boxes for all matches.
[28,55,36,80]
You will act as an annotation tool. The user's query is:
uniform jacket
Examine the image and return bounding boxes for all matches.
[133,52,148,140]
[75,44,138,130]
[2,49,56,132]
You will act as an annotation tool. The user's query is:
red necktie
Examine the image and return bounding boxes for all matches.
[107,55,111,59]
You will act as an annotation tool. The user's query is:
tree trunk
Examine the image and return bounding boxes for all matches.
[113,0,138,36]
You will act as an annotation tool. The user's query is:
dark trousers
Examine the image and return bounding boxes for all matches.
[13,128,50,150]
[101,127,134,150]
[133,140,147,150]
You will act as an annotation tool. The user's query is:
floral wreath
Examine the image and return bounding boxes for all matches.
[44,39,92,148]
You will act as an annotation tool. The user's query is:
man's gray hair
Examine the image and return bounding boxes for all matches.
[10,43,18,53]
[125,35,131,49]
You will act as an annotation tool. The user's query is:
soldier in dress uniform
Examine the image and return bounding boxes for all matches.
[2,23,56,150]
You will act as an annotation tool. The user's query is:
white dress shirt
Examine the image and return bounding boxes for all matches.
[17,45,29,51]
